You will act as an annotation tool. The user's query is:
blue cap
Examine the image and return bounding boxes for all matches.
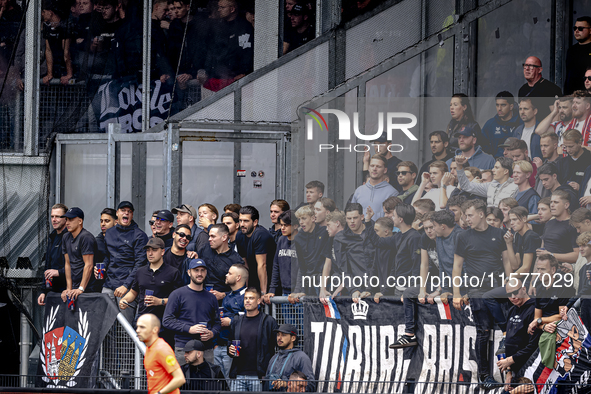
[61,207,84,220]
[374,132,389,143]
[188,259,207,270]
[155,209,174,222]
[454,124,476,138]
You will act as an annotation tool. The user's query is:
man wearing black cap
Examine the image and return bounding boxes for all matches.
[182,340,228,391]
[362,133,402,192]
[498,137,519,159]
[445,126,495,170]
[120,237,182,346]
[153,209,175,248]
[228,287,278,391]
[101,200,149,323]
[282,4,314,54]
[265,323,315,392]
[60,207,100,302]
[172,204,201,251]
[163,258,221,366]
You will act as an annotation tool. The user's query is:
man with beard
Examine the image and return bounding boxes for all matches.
[165,224,191,273]
[418,131,454,179]
[564,91,591,147]
[513,98,542,160]
[562,129,591,189]
[100,201,149,322]
[228,288,278,391]
[264,324,315,392]
[222,212,240,252]
[60,208,100,302]
[396,161,419,204]
[445,127,495,170]
[535,97,573,149]
[172,204,200,251]
[534,132,566,197]
[215,264,248,379]
[96,208,117,265]
[152,209,176,248]
[236,206,276,294]
[163,259,221,365]
[362,133,402,192]
[197,223,244,299]
[38,203,68,306]
[564,16,591,94]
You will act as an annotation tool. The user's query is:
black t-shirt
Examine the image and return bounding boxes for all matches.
[391,229,422,279]
[420,233,439,278]
[535,281,575,317]
[564,42,591,94]
[235,312,262,376]
[564,149,591,187]
[43,20,76,73]
[518,78,562,119]
[514,230,542,271]
[541,218,578,256]
[455,226,507,285]
[62,228,98,291]
[236,226,277,292]
[163,248,187,271]
[284,24,315,53]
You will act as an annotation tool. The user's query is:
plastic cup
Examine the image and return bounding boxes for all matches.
[219,307,224,318]
[206,284,214,292]
[496,353,505,361]
[45,278,52,289]
[145,290,154,305]
[66,295,75,311]
[96,263,105,279]
[232,340,241,357]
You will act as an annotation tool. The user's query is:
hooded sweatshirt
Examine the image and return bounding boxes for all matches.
[265,348,316,392]
[481,112,523,158]
[269,235,297,295]
[445,145,496,171]
[104,220,149,290]
[351,180,398,219]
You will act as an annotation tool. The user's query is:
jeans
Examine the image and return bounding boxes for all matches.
[214,345,232,379]
[402,286,421,334]
[282,291,303,328]
[231,375,261,392]
[483,286,509,332]
[469,290,494,376]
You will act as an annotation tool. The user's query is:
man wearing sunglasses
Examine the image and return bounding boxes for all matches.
[497,279,539,391]
[164,224,192,273]
[172,204,201,251]
[518,56,562,120]
[152,209,176,248]
[565,16,591,95]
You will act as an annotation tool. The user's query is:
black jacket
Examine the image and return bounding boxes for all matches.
[182,360,228,391]
[228,311,278,379]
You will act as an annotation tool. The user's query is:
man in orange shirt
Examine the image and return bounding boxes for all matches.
[137,314,186,394]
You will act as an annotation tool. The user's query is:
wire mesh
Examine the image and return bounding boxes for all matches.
[271,298,304,350]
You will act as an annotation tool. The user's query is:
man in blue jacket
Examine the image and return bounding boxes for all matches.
[481,91,523,158]
[101,200,149,322]
[445,127,496,170]
[513,98,542,160]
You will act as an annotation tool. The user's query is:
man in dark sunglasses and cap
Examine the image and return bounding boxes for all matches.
[172,204,202,251]
[152,209,176,248]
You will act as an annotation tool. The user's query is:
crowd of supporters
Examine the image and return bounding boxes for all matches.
[31,11,591,394]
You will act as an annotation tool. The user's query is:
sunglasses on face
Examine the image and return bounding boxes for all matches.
[574,26,590,31]
[507,289,521,297]
[175,232,192,241]
[585,76,591,81]
[396,171,414,176]
[149,220,155,226]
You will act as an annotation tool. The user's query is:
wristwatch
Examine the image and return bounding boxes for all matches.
[78,286,85,292]
[537,317,543,326]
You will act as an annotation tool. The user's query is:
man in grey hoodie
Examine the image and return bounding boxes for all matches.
[455,156,519,207]
[265,324,315,392]
[351,155,398,219]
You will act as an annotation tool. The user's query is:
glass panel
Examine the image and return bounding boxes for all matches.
[146,142,164,228]
[345,1,421,79]
[242,41,329,123]
[186,93,234,121]
[240,142,276,229]
[181,140,234,215]
[63,144,108,236]
[119,142,133,204]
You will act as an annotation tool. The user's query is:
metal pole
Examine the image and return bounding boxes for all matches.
[134,346,141,387]
[116,313,146,355]
[23,0,41,156]
[142,0,152,132]
[107,123,121,207]
[20,313,30,387]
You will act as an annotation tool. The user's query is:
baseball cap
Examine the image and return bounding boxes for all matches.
[155,210,174,222]
[183,340,205,352]
[61,207,84,220]
[453,124,476,138]
[172,204,197,219]
[188,258,207,270]
[144,237,165,249]
[499,137,519,148]
[374,132,389,143]
[507,139,527,151]
[274,323,298,337]
[289,4,307,14]
[117,201,134,211]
